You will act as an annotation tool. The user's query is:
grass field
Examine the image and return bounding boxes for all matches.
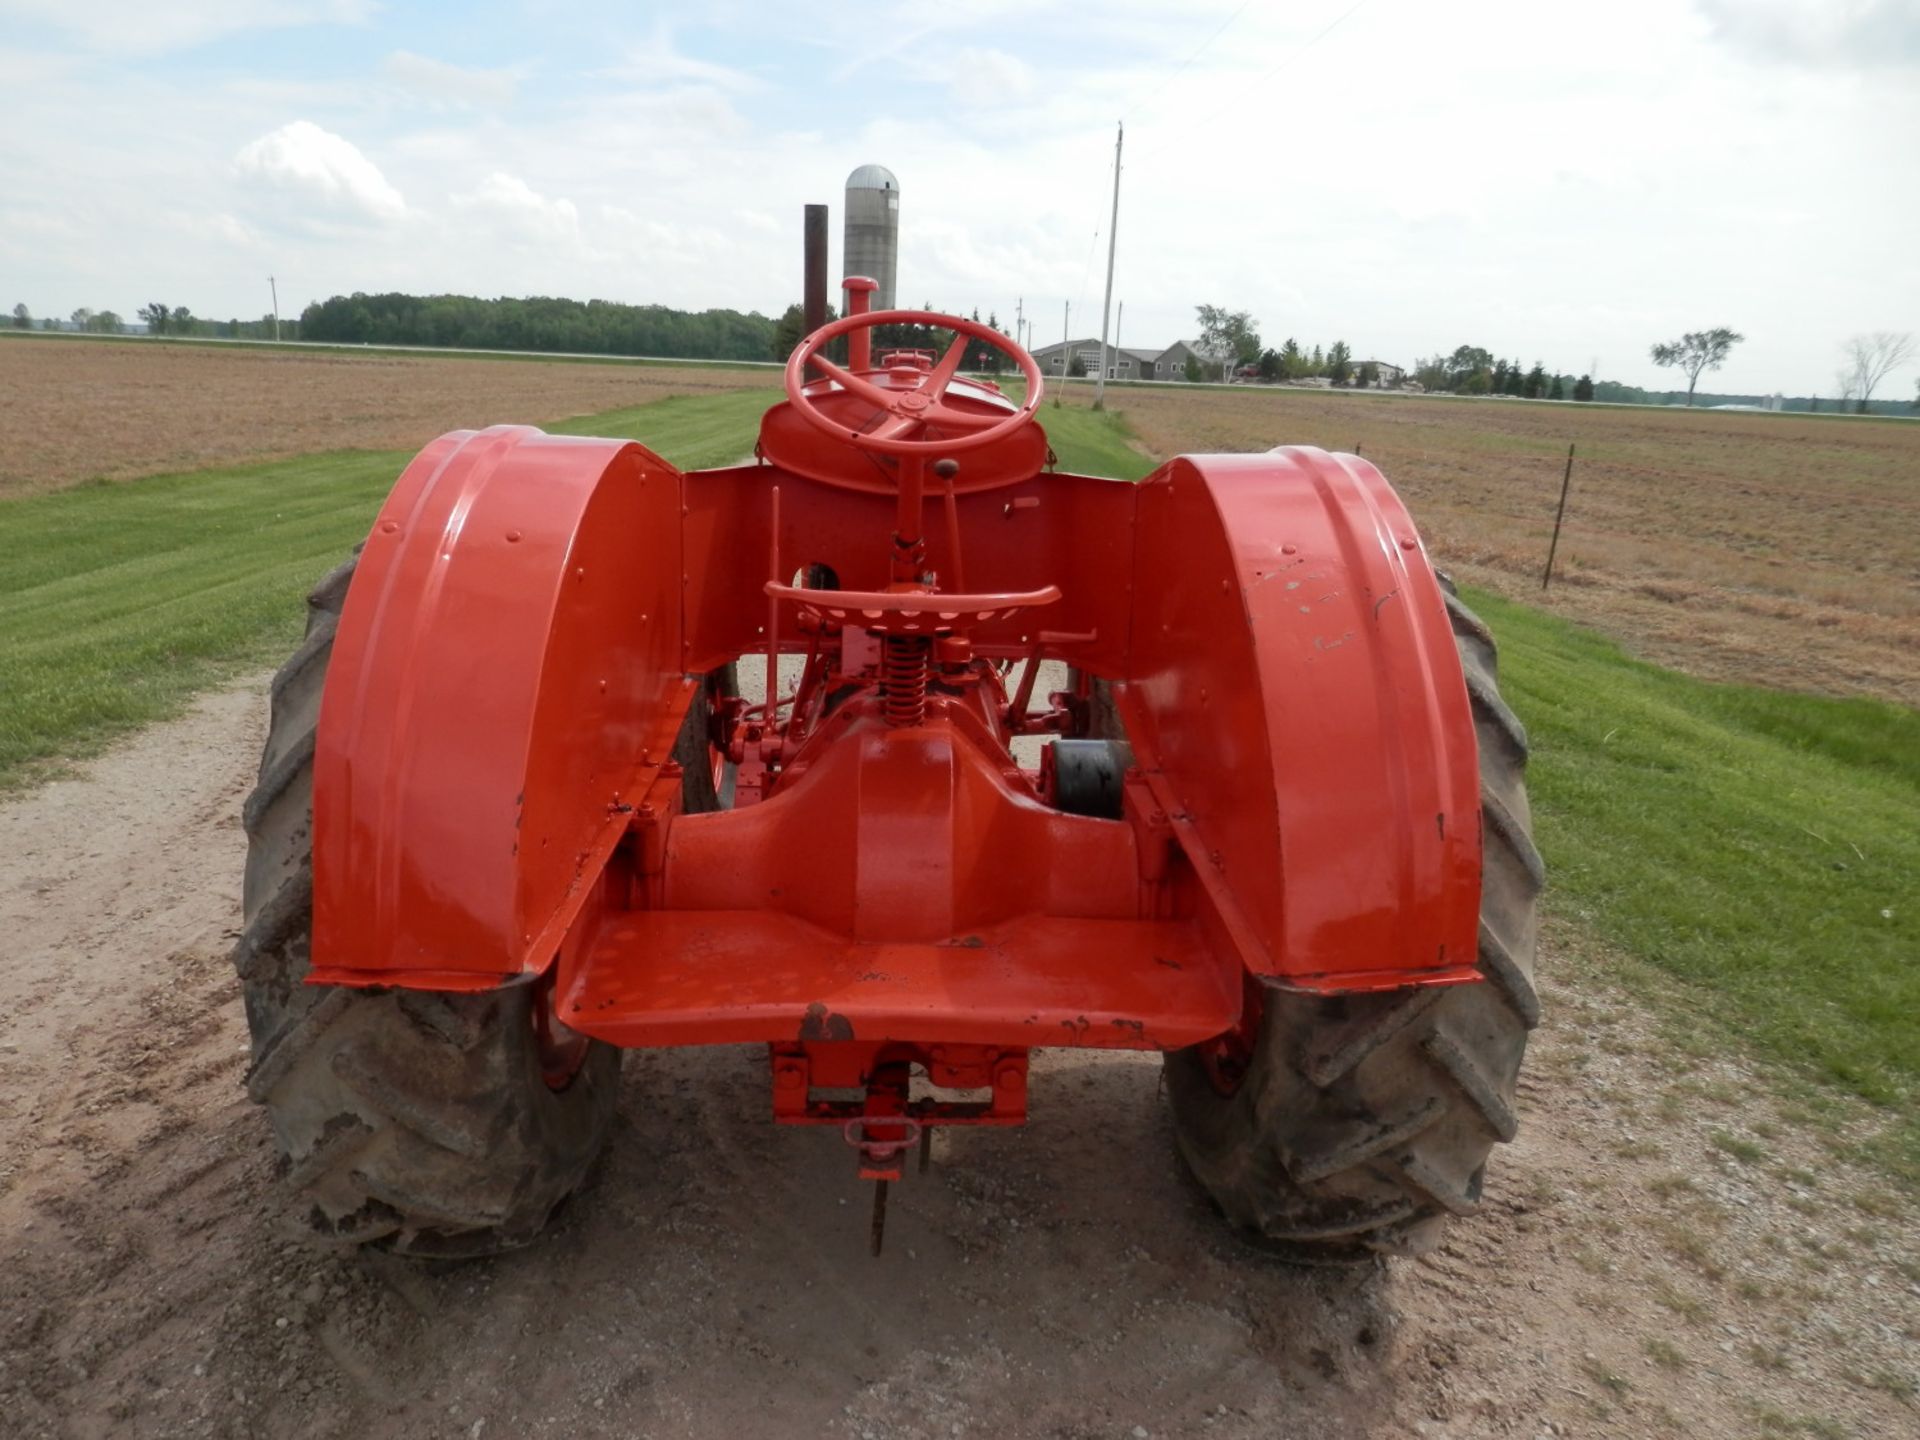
[3,368,1915,1181]
[0,388,778,790]
[1478,590,1919,1176]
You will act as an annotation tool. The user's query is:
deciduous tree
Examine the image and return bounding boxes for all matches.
[1649,327,1743,406]
[10,303,28,329]
[1837,331,1915,414]
[1194,304,1262,367]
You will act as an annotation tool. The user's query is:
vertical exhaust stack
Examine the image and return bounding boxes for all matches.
[803,203,829,336]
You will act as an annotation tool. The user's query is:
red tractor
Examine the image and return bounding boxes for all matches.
[235,280,1540,1261]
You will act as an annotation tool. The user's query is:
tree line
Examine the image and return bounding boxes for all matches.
[298,292,773,359]
[9,301,293,340]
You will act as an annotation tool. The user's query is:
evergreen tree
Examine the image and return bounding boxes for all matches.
[1492,359,1509,393]
[1309,344,1324,374]
[1326,341,1352,384]
[1523,362,1548,399]
[1548,375,1565,401]
[1573,374,1595,402]
[1279,337,1302,377]
[1504,361,1525,397]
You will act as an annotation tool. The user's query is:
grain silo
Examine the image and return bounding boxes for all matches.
[843,164,899,310]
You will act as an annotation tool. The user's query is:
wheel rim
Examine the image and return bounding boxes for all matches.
[530,968,590,1091]
[1196,977,1264,1097]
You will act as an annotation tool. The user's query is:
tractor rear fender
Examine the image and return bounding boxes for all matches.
[310,426,689,989]
[1120,447,1482,993]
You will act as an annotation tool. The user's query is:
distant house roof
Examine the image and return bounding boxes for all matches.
[1029,337,1105,356]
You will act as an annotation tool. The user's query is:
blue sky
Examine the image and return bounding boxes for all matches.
[2,0,1916,397]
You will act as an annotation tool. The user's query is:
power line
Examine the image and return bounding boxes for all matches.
[1126,0,1257,123]
[1190,0,1377,131]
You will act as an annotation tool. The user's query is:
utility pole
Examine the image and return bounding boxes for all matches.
[268,275,280,342]
[1015,296,1024,355]
[1115,300,1124,382]
[1061,300,1070,393]
[1092,121,1123,410]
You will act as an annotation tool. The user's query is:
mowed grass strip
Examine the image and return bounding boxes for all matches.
[1472,587,1920,1170]
[0,388,777,790]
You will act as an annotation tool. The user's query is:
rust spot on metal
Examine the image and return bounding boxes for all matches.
[798,1002,855,1042]
[940,934,988,948]
[1110,1017,1146,1037]
[1436,811,1445,839]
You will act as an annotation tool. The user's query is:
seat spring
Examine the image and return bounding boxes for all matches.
[881,635,931,728]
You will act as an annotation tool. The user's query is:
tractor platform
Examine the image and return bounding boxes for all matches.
[558,910,1237,1051]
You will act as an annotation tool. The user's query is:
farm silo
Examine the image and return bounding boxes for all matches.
[844,164,899,310]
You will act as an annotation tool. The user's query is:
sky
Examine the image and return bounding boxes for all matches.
[1,0,1917,398]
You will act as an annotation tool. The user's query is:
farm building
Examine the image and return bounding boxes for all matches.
[1351,359,1405,387]
[1029,337,1202,381]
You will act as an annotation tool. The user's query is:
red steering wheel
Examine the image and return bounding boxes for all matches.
[784,309,1045,456]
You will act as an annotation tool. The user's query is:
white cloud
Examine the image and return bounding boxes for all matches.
[234,120,405,223]
[948,47,1035,105]
[601,22,762,92]
[0,0,375,55]
[452,172,579,244]
[382,50,519,109]
[1696,0,1920,69]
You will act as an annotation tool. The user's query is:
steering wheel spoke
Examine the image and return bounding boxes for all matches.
[807,353,895,410]
[864,412,924,443]
[924,333,969,401]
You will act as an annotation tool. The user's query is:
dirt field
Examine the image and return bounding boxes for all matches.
[1077,385,1920,706]
[0,337,775,496]
[1,684,1915,1439]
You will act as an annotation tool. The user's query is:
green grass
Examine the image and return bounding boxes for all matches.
[0,388,777,790]
[1471,587,1920,1173]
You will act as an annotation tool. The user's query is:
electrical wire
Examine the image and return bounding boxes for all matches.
[1125,0,1258,125]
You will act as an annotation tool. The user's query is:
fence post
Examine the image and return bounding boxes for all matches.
[1542,443,1575,590]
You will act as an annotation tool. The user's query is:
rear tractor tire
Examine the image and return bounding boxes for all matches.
[1163,584,1544,1262]
[232,553,716,1257]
